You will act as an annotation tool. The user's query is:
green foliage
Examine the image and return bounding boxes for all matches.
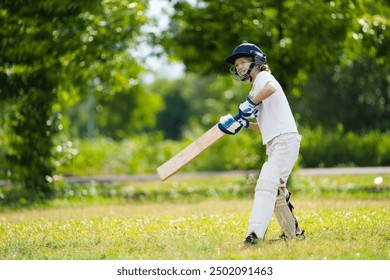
[160,0,364,80]
[1,69,61,201]
[156,88,190,140]
[54,133,180,176]
[185,130,265,172]
[158,0,389,133]
[300,125,390,167]
[41,128,390,179]
[1,0,389,205]
[0,0,151,199]
[151,73,251,139]
[49,131,265,178]
[66,88,163,140]
[295,57,389,133]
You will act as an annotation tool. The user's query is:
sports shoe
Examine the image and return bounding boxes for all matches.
[243,232,258,245]
[279,229,306,240]
[296,229,305,240]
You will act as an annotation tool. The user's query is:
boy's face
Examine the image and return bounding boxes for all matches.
[234,57,253,78]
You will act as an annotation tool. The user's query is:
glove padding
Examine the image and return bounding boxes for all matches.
[218,113,249,135]
[239,97,260,119]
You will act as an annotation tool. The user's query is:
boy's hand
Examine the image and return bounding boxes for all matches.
[218,114,249,135]
[239,97,260,119]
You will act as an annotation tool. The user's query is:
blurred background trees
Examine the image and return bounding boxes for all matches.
[0,0,159,201]
[158,0,389,132]
[0,0,389,202]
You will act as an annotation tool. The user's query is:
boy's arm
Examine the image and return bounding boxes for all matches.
[248,122,260,131]
[249,81,276,104]
[238,81,276,119]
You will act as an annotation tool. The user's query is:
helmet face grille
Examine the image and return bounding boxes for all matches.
[229,61,256,82]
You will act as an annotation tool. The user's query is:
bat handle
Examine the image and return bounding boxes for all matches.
[218,113,245,134]
[233,113,242,121]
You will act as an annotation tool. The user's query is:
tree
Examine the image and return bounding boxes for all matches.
[0,0,151,202]
[150,73,251,139]
[160,0,352,87]
[66,83,162,140]
[293,1,389,132]
[158,0,389,132]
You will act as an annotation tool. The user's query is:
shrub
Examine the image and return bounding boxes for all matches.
[300,125,390,167]
[55,127,390,176]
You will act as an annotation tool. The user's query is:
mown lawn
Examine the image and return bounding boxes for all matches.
[0,174,389,260]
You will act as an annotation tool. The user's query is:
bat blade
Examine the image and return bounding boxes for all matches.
[157,124,225,181]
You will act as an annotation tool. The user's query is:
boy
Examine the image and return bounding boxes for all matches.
[219,43,305,244]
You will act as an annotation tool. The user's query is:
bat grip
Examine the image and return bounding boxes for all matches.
[233,113,242,121]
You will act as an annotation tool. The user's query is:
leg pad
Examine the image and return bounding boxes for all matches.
[247,162,280,238]
[274,188,298,238]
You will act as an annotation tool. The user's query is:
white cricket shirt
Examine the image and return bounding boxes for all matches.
[249,71,298,145]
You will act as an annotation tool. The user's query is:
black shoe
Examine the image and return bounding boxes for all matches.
[278,229,306,240]
[244,232,258,245]
[296,229,305,240]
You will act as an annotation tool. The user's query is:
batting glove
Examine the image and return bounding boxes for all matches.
[218,114,249,135]
[239,97,260,119]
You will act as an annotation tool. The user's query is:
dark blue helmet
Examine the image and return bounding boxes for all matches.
[225,43,267,66]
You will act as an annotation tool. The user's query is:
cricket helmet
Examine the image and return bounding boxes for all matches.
[224,43,267,66]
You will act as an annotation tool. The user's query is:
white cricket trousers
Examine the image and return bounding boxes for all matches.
[247,132,301,238]
[266,132,301,186]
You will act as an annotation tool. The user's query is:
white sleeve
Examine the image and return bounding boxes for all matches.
[249,71,274,99]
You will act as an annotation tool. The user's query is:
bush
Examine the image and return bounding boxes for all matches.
[55,126,390,177]
[56,131,266,176]
[300,124,390,167]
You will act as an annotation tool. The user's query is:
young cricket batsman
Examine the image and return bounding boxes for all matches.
[218,43,305,244]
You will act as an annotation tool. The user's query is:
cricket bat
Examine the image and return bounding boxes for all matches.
[157,113,241,181]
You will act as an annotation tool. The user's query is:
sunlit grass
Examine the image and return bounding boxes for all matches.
[1,173,389,259]
[0,198,389,260]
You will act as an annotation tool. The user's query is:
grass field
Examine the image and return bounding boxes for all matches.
[0,173,389,260]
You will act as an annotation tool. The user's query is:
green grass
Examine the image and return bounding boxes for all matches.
[0,174,389,260]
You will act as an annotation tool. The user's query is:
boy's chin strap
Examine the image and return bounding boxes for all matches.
[240,62,255,82]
